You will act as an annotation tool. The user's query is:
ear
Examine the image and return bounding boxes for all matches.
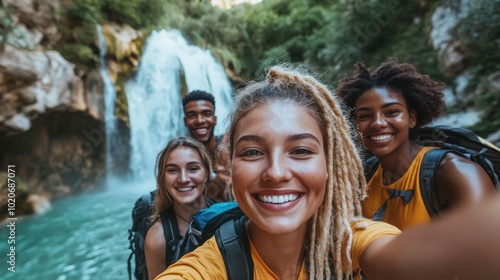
[409,109,417,128]
[214,115,217,125]
[183,116,188,126]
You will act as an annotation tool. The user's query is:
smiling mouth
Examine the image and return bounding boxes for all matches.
[195,128,208,134]
[257,194,300,204]
[370,134,393,141]
[177,186,195,192]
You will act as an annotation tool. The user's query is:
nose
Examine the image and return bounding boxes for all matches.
[262,153,291,183]
[370,114,387,129]
[178,169,190,183]
[195,114,205,124]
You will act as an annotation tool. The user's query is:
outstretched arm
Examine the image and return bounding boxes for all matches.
[361,193,500,280]
[436,153,496,211]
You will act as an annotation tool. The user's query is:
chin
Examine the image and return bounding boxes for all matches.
[255,216,305,235]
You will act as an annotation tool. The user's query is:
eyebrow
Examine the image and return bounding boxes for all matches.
[234,135,265,146]
[234,133,321,146]
[165,161,202,168]
[288,133,321,144]
[186,109,213,114]
[356,101,404,111]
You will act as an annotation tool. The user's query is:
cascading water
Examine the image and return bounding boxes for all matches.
[0,29,235,280]
[125,29,234,184]
[96,25,118,175]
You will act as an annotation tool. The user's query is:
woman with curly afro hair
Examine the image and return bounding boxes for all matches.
[336,61,495,230]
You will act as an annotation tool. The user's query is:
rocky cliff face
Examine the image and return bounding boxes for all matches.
[0,44,107,216]
[428,0,500,145]
[0,0,143,216]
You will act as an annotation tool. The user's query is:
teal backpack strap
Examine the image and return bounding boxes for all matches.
[215,216,253,280]
[420,148,464,217]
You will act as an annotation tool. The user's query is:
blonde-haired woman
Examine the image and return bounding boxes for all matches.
[145,136,215,280]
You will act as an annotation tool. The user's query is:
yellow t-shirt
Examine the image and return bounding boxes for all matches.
[362,146,434,230]
[154,219,400,279]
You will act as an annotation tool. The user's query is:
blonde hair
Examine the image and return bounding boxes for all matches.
[219,65,367,279]
[151,137,213,221]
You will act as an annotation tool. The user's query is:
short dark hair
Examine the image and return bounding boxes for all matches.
[182,90,216,112]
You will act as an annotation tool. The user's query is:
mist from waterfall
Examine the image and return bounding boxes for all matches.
[125,29,234,185]
[96,25,118,176]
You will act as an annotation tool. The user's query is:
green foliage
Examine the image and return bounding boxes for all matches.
[63,0,101,23]
[304,1,444,84]
[211,47,244,75]
[100,0,168,29]
[57,44,98,67]
[0,6,16,48]
[55,0,169,66]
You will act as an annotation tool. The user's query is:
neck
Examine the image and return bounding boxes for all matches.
[248,221,306,279]
[205,136,217,160]
[379,142,423,184]
[172,198,207,222]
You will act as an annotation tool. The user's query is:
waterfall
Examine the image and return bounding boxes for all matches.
[125,29,234,184]
[96,25,118,176]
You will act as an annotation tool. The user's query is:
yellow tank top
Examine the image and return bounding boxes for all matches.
[362,146,435,230]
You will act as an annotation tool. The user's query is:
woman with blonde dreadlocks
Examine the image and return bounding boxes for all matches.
[155,64,400,280]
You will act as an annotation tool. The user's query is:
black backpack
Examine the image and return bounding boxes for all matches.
[128,190,156,280]
[128,196,253,280]
[364,125,500,219]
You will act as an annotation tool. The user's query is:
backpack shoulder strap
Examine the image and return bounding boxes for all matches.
[161,206,180,265]
[215,216,253,280]
[206,198,216,207]
[363,156,379,183]
[420,148,456,217]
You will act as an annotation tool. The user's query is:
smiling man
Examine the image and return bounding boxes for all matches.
[182,90,231,201]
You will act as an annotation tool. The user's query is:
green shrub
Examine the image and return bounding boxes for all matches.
[57,44,98,67]
[63,0,101,23]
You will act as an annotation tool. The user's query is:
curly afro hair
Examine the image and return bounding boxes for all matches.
[336,61,446,128]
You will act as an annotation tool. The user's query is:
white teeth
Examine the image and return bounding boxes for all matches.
[258,194,299,204]
[177,187,194,192]
[371,134,392,141]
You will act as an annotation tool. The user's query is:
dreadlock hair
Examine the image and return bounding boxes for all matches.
[182,90,216,113]
[336,61,446,139]
[218,65,367,280]
[151,136,213,222]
